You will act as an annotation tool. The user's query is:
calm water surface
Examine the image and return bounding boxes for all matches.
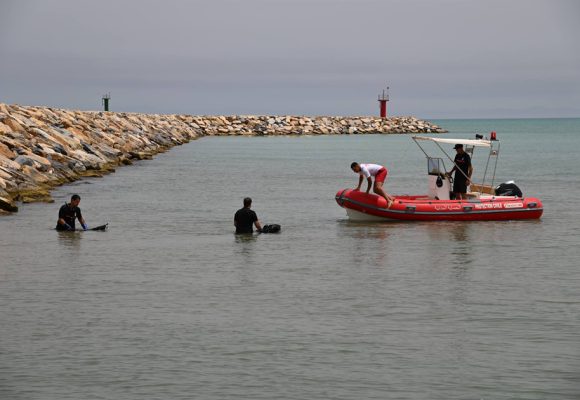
[1,119,579,399]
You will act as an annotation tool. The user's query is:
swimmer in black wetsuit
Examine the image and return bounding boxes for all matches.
[56,194,88,231]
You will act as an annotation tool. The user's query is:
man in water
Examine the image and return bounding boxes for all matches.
[447,144,473,200]
[350,162,394,208]
[234,197,262,234]
[56,194,88,231]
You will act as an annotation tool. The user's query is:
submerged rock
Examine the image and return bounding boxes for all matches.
[0,195,18,212]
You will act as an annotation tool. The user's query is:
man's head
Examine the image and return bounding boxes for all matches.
[453,144,464,154]
[70,194,81,207]
[243,197,252,208]
[350,162,361,173]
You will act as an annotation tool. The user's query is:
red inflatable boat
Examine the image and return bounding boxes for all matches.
[336,135,544,222]
[335,189,543,221]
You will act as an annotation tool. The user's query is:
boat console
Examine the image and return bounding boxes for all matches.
[427,157,451,200]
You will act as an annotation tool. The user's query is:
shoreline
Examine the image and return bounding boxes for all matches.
[0,103,446,213]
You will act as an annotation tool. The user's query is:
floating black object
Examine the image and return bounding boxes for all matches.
[89,223,108,231]
[56,223,108,232]
[260,224,281,233]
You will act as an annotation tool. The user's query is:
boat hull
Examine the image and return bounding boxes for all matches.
[335,189,543,221]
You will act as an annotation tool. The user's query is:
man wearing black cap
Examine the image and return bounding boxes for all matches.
[447,144,473,200]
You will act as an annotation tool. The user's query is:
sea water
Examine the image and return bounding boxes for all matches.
[1,119,579,399]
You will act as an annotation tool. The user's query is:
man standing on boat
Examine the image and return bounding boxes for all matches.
[350,162,394,208]
[447,144,473,200]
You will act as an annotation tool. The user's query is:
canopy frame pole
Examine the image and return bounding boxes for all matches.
[481,141,500,188]
[490,142,501,189]
[482,146,492,187]
[412,136,430,158]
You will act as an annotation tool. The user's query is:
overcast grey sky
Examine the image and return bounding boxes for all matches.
[1,0,579,118]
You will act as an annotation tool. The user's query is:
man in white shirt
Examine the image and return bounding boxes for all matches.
[350,162,394,208]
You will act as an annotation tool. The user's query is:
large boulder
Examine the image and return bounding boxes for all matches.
[0,122,12,134]
[70,149,107,169]
[3,116,25,132]
[0,154,21,170]
[14,154,52,171]
[0,142,15,159]
[21,165,51,184]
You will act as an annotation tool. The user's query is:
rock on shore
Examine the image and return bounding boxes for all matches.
[0,103,446,213]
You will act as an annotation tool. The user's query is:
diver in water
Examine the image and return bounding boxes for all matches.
[56,194,88,231]
[234,197,262,234]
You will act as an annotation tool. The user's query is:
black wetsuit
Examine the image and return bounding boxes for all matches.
[234,207,258,234]
[453,152,472,194]
[56,203,83,231]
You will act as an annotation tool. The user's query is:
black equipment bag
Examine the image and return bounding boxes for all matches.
[261,224,281,233]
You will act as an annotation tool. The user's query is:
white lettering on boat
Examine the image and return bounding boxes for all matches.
[474,203,503,210]
[504,202,524,209]
[433,204,464,211]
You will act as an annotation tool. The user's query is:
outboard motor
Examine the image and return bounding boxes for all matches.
[495,181,523,197]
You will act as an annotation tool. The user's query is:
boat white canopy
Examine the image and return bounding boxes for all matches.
[412,136,492,148]
[412,134,501,192]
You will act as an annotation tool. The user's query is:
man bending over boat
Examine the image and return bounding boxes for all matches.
[234,197,262,234]
[446,144,473,200]
[350,162,394,208]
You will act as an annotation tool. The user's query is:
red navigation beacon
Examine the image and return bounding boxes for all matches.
[378,86,389,119]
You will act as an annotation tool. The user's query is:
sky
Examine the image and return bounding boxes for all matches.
[1,0,579,118]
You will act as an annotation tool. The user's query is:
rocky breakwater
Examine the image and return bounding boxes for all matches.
[0,103,446,213]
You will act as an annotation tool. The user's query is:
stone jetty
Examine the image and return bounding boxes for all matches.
[0,103,446,213]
